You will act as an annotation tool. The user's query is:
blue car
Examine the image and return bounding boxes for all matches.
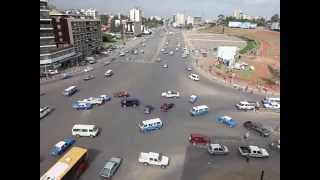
[217,116,238,128]
[51,138,75,156]
[72,102,93,110]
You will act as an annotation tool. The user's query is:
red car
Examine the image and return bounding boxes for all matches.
[188,133,211,146]
[113,91,129,98]
[160,103,174,112]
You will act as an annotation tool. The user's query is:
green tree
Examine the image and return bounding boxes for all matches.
[271,14,279,22]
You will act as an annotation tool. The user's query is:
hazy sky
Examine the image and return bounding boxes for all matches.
[50,0,280,19]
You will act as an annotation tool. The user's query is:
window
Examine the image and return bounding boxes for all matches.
[89,130,93,132]
[58,32,62,36]
[59,38,63,42]
[73,129,79,132]
[56,18,60,23]
[81,129,88,132]
[57,25,61,30]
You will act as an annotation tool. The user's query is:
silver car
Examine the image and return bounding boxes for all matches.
[99,157,122,178]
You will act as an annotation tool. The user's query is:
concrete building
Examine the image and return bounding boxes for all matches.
[271,22,280,31]
[40,0,78,73]
[233,9,243,19]
[50,11,103,60]
[84,8,98,19]
[193,17,202,25]
[175,13,185,27]
[115,19,121,27]
[186,16,194,25]
[129,8,141,22]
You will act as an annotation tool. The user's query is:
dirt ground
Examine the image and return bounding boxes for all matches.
[198,26,280,93]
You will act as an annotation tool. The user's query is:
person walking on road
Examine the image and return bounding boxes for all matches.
[244,131,250,140]
[246,155,250,163]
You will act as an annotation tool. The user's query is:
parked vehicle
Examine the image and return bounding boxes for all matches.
[83,74,95,81]
[89,60,96,64]
[189,95,198,104]
[104,69,113,77]
[72,124,99,137]
[144,105,154,114]
[50,138,75,156]
[162,64,168,68]
[186,67,192,71]
[243,121,272,137]
[138,118,163,132]
[207,144,229,155]
[217,116,238,128]
[238,146,269,158]
[188,133,211,146]
[99,157,122,178]
[236,101,259,111]
[114,91,129,98]
[138,152,169,168]
[63,86,78,96]
[169,51,174,55]
[121,98,140,107]
[47,69,59,75]
[160,48,165,52]
[160,103,175,112]
[40,106,53,119]
[84,66,93,72]
[190,105,209,116]
[161,90,180,98]
[188,73,200,81]
[72,102,93,110]
[119,52,125,57]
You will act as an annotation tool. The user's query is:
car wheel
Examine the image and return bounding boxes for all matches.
[143,162,149,166]
[161,165,166,168]
[90,135,94,138]
[76,134,80,138]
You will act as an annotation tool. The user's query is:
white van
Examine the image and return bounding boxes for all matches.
[262,97,280,104]
[63,86,78,96]
[105,69,113,77]
[190,105,209,116]
[138,118,163,132]
[72,124,99,137]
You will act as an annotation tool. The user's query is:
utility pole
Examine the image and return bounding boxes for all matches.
[260,170,264,180]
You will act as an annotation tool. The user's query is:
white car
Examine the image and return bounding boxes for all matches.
[40,106,53,119]
[189,73,200,81]
[161,90,180,98]
[238,146,269,158]
[79,97,104,105]
[160,48,165,52]
[138,152,169,168]
[263,102,280,109]
[169,51,174,55]
[119,52,125,56]
[101,51,108,55]
[47,69,59,75]
[236,101,258,110]
[162,64,168,68]
[84,66,93,72]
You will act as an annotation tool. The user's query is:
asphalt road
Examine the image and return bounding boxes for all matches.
[40,25,280,180]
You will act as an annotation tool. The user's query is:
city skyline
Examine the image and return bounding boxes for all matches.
[50,0,280,19]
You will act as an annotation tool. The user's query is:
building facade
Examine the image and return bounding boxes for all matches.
[40,0,78,73]
[129,8,141,22]
[193,17,202,25]
[186,16,194,25]
[51,12,103,60]
[84,8,98,19]
[175,13,185,26]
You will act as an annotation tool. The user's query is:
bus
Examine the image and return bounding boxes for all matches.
[63,86,78,96]
[40,147,88,180]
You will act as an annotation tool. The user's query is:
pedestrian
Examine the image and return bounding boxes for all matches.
[246,155,250,163]
[244,131,250,139]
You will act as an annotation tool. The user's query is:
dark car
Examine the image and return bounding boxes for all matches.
[243,121,272,137]
[121,98,140,107]
[144,105,154,114]
[160,103,175,112]
[188,133,211,146]
[83,75,95,81]
[114,91,129,98]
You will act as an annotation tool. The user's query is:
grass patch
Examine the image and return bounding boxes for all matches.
[240,40,258,54]
[237,70,254,81]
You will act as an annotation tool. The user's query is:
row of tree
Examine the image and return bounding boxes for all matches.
[217,14,280,27]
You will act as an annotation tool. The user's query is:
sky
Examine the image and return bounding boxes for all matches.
[50,0,280,19]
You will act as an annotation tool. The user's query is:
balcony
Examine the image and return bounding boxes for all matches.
[40,46,76,64]
[40,24,52,29]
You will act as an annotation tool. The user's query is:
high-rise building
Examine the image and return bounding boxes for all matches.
[50,12,103,59]
[187,16,194,25]
[129,8,141,22]
[233,9,243,19]
[40,0,78,73]
[175,13,185,26]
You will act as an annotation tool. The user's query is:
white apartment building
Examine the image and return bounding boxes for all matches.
[233,9,243,19]
[84,8,98,19]
[129,8,141,22]
[176,13,185,26]
[186,16,194,25]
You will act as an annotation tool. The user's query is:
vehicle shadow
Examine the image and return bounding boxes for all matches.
[88,148,101,163]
